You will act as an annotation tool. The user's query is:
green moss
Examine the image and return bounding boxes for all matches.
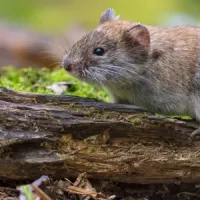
[58,134,111,156]
[90,111,121,120]
[40,141,57,150]
[0,66,110,102]
[128,114,148,125]
[155,114,192,121]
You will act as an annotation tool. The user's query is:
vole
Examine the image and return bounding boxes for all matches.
[62,8,200,138]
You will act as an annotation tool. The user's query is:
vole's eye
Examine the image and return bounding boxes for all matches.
[93,48,105,56]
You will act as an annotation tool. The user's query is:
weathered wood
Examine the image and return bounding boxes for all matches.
[0,86,200,184]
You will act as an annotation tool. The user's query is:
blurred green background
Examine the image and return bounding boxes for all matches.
[0,0,200,33]
[1,0,200,103]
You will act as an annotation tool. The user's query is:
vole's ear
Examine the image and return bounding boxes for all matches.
[123,24,150,50]
[98,8,120,25]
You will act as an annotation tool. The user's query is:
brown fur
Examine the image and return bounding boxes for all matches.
[63,9,200,125]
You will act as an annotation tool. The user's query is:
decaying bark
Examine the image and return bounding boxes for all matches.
[0,87,200,184]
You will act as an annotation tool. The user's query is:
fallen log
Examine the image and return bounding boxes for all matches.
[0,86,200,184]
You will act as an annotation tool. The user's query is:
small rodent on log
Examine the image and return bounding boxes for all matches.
[62,8,200,138]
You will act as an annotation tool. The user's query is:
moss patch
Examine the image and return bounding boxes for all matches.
[0,66,110,102]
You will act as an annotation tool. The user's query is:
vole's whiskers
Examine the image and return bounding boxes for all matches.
[58,33,70,54]
[34,39,56,48]
[89,65,135,85]
[106,64,139,77]
[82,69,86,77]
[47,61,62,68]
[94,68,120,81]
[35,38,66,55]
[38,50,60,56]
[39,53,62,61]
[86,68,104,84]
[60,43,69,54]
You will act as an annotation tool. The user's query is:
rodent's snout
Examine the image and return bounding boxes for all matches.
[63,58,73,72]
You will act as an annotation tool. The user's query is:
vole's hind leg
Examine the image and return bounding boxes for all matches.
[190,99,200,139]
[190,128,200,138]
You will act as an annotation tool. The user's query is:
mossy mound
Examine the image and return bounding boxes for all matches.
[0,66,110,102]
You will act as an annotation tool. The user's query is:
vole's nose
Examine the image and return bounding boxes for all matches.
[63,58,73,72]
